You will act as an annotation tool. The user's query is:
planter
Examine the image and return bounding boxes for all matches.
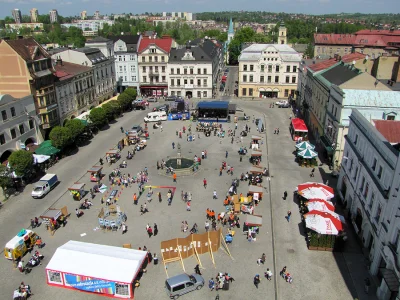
[317,247,326,250]
[325,248,333,252]
[308,246,318,250]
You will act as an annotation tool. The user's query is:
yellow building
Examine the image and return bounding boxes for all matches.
[238,44,301,98]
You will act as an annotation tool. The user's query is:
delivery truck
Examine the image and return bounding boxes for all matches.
[31,174,58,198]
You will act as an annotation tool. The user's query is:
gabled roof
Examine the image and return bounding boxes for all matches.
[4,37,50,61]
[373,120,400,144]
[54,61,91,81]
[353,34,388,47]
[356,29,400,36]
[108,35,141,45]
[138,37,173,54]
[308,52,366,72]
[85,36,112,44]
[169,46,212,63]
[314,33,356,45]
[316,62,361,86]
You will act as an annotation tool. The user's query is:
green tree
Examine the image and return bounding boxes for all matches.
[305,43,314,59]
[123,88,137,101]
[89,107,107,128]
[102,102,120,121]
[8,150,34,177]
[0,164,12,192]
[118,93,131,111]
[228,39,242,65]
[49,126,73,149]
[65,119,85,140]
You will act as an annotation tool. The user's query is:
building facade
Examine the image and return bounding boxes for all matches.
[0,94,41,162]
[52,48,115,104]
[80,11,87,20]
[0,38,59,134]
[53,59,95,124]
[85,36,114,58]
[61,20,114,32]
[337,109,400,300]
[30,8,38,23]
[278,22,287,45]
[238,44,301,98]
[138,37,173,97]
[6,23,44,31]
[109,35,141,93]
[49,9,58,23]
[12,9,22,24]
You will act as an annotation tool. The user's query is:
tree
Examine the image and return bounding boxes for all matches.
[65,119,85,140]
[8,150,34,177]
[49,126,73,149]
[102,102,120,121]
[0,164,12,192]
[89,107,107,128]
[305,43,314,59]
[117,93,131,111]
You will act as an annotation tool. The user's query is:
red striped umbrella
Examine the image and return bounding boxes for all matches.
[304,210,344,235]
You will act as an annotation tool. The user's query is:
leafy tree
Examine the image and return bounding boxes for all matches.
[228,39,242,65]
[123,88,137,101]
[0,164,12,191]
[65,119,85,140]
[102,102,120,121]
[118,93,131,111]
[305,43,314,59]
[89,107,107,128]
[49,126,73,149]
[8,150,34,177]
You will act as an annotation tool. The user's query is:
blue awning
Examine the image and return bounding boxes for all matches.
[197,101,229,110]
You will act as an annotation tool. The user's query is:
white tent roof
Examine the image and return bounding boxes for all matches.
[46,241,147,283]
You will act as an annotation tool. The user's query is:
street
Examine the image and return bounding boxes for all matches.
[0,98,375,300]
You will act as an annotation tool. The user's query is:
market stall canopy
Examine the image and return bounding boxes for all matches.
[34,140,60,156]
[87,166,103,173]
[68,182,85,191]
[251,135,262,141]
[40,208,62,220]
[306,199,335,212]
[249,185,263,194]
[295,141,315,151]
[106,149,119,155]
[46,241,148,283]
[244,214,262,226]
[249,166,264,174]
[297,148,318,159]
[251,150,262,157]
[291,118,308,132]
[297,182,334,200]
[33,154,50,164]
[304,210,345,235]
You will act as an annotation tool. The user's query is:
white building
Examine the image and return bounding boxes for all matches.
[51,48,115,103]
[53,59,95,124]
[109,35,142,93]
[6,23,44,31]
[337,108,400,300]
[30,8,38,23]
[12,9,22,24]
[80,11,87,20]
[49,9,58,23]
[238,44,301,98]
[85,36,114,58]
[0,94,41,162]
[61,20,114,32]
[94,11,100,20]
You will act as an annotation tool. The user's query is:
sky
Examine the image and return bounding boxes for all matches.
[0,0,399,19]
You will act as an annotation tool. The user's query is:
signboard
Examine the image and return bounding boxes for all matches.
[64,274,116,294]
[184,84,193,89]
[156,90,162,96]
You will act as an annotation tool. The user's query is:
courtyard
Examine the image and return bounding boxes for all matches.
[0,97,371,300]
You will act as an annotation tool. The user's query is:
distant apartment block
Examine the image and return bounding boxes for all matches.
[49,9,58,23]
[94,11,100,20]
[80,11,87,20]
[12,9,22,24]
[30,8,39,23]
[61,20,115,32]
[6,23,44,31]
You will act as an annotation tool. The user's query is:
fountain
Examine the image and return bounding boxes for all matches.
[164,143,198,175]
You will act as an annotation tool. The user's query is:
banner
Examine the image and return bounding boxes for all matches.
[65,274,116,294]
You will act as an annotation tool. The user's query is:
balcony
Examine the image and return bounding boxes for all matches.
[38,103,58,114]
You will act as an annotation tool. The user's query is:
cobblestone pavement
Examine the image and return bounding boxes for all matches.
[0,98,374,300]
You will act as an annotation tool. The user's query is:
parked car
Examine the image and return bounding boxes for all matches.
[132,101,146,110]
[153,104,169,112]
[165,273,204,299]
[275,100,290,108]
[147,97,157,102]
[130,125,143,135]
[166,95,177,101]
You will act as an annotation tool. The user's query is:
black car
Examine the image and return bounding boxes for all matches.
[166,95,177,101]
[153,104,169,112]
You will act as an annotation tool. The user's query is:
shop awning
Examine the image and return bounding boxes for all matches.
[320,136,334,154]
[197,101,229,110]
[46,241,148,284]
[34,140,61,156]
[291,118,308,132]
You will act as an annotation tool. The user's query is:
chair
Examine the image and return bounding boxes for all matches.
[110,221,118,231]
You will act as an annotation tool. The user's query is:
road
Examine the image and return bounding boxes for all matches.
[0,98,374,300]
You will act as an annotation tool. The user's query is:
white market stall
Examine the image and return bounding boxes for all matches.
[46,241,148,299]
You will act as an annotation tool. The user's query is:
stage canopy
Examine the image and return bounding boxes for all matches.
[291,118,308,132]
[197,101,229,110]
[46,241,147,283]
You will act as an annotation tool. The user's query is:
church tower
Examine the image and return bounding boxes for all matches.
[278,22,287,45]
[228,18,234,43]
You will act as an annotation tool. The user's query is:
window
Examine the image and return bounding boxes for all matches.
[292,76,296,84]
[0,134,5,145]
[171,68,174,74]
[372,158,377,171]
[29,119,34,130]
[197,79,201,86]
[161,56,165,62]
[364,183,369,198]
[143,76,147,82]
[276,65,280,72]
[242,88,247,96]
[249,88,253,96]
[353,167,358,180]
[10,128,16,139]
[197,68,201,74]
[172,284,185,292]
[203,79,207,86]
[184,69,187,75]
[2,110,7,121]
[197,91,201,97]
[177,69,180,75]
[268,65,272,72]
[203,91,207,98]
[243,75,247,82]
[19,124,24,135]
[190,69,193,75]
[141,57,145,62]
[267,76,271,83]
[369,192,375,209]
[387,115,395,120]
[155,66,159,73]
[184,79,188,85]
[10,107,16,117]
[142,66,146,73]
[354,134,358,145]
[360,176,365,192]
[162,76,166,82]
[285,76,290,83]
[154,56,158,62]
[131,66,135,72]
[203,68,207,74]
[375,204,382,222]
[48,271,62,283]
[250,65,254,71]
[171,79,175,86]
[243,65,247,71]
[115,283,129,296]
[261,65,265,72]
[275,76,279,83]
[162,66,166,73]
[149,56,152,62]
[124,76,127,81]
[249,75,253,82]
[177,79,181,86]
[284,89,289,97]
[286,66,290,72]
[260,76,264,83]
[377,166,383,179]
[132,76,137,81]
[190,79,193,84]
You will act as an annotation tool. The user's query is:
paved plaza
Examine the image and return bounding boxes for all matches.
[0,94,376,299]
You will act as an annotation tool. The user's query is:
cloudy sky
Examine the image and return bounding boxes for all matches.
[0,0,398,18]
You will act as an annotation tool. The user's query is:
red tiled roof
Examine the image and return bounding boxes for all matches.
[138,37,173,54]
[341,52,366,62]
[308,52,366,72]
[314,33,356,45]
[4,37,50,61]
[353,35,387,47]
[356,29,400,36]
[373,120,400,144]
[54,61,91,81]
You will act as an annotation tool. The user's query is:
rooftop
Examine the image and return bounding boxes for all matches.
[319,62,361,86]
[308,52,366,72]
[138,37,173,54]
[373,120,400,145]
[3,37,50,61]
[314,33,356,45]
[108,34,141,45]
[54,61,91,81]
[356,29,400,36]
[85,36,112,44]
[169,46,212,63]
[239,44,301,63]
[342,89,400,108]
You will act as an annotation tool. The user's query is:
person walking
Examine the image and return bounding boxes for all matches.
[172,142,175,149]
[147,226,153,238]
[203,178,207,189]
[364,278,371,294]
[287,211,292,222]
[133,193,138,205]
[253,274,261,289]
[265,268,273,281]
[158,192,162,203]
[310,168,315,177]
[99,157,103,165]
[283,191,288,200]
[154,223,158,236]
[280,266,287,277]
[225,151,228,158]
[219,167,223,176]
[173,173,177,183]
[205,221,210,232]
[194,264,202,275]
[277,128,280,134]
[209,278,215,291]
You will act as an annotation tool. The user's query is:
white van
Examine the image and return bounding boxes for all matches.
[144,111,168,122]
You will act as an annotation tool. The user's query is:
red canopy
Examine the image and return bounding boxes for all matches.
[291,118,308,132]
[298,182,334,194]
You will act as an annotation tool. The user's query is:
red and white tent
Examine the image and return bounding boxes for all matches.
[306,199,335,212]
[297,182,334,200]
[304,210,345,235]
